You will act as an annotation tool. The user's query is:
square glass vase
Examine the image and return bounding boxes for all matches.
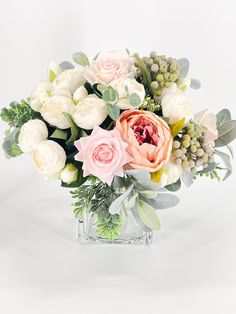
[78,210,153,245]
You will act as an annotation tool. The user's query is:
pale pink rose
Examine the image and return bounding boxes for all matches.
[74,126,133,185]
[116,110,172,172]
[83,50,134,85]
[194,109,218,141]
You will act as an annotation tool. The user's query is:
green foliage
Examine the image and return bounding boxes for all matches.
[133,53,152,93]
[129,93,141,107]
[0,99,39,128]
[2,128,23,158]
[190,78,201,89]
[177,58,189,77]
[70,182,123,240]
[50,128,68,140]
[107,104,120,121]
[102,87,118,103]
[59,61,75,71]
[215,108,236,147]
[62,112,79,145]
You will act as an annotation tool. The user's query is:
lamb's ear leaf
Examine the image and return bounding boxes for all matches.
[165,179,181,192]
[62,112,79,145]
[180,171,193,187]
[108,184,133,215]
[190,78,201,89]
[144,193,180,209]
[72,52,90,66]
[177,58,189,77]
[125,169,151,181]
[170,118,185,138]
[137,200,161,231]
[197,162,216,174]
[131,204,152,233]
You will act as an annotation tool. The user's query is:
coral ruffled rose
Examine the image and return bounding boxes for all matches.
[116,110,172,172]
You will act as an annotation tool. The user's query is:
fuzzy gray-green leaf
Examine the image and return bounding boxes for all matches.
[129,93,141,107]
[107,104,120,121]
[177,58,189,77]
[216,109,231,127]
[137,200,161,231]
[215,120,236,147]
[72,52,90,66]
[190,78,201,89]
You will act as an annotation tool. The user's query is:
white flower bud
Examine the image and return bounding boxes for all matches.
[32,140,66,179]
[73,86,88,104]
[60,163,78,184]
[53,68,85,95]
[110,78,145,109]
[48,62,62,82]
[40,95,75,129]
[18,119,48,153]
[72,95,108,130]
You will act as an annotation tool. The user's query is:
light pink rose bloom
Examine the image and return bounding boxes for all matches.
[116,110,172,172]
[74,126,133,185]
[194,109,218,141]
[83,50,134,85]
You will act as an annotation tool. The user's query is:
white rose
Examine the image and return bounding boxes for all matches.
[60,163,78,184]
[72,95,108,130]
[160,162,182,187]
[32,140,66,178]
[73,86,88,104]
[110,78,145,109]
[53,68,85,94]
[30,80,52,111]
[161,91,192,124]
[18,119,48,153]
[40,95,75,129]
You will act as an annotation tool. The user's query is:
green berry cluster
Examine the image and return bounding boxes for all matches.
[171,122,215,173]
[135,52,181,98]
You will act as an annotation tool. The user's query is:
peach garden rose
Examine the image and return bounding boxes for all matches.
[115,110,173,172]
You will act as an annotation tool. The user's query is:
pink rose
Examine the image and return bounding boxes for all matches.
[116,110,172,172]
[194,109,218,141]
[74,126,133,185]
[83,50,134,85]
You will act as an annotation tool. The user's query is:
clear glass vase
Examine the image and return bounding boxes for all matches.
[78,210,153,245]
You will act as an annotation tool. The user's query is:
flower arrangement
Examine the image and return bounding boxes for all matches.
[1,50,236,243]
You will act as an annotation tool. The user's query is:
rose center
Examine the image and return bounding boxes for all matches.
[132,119,159,146]
[93,144,114,164]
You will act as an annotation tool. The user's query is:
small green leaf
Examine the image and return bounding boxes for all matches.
[109,184,133,214]
[144,193,180,209]
[50,128,68,140]
[102,87,118,103]
[214,149,232,180]
[177,58,189,77]
[49,70,56,82]
[129,93,141,107]
[216,109,231,127]
[170,118,185,138]
[62,112,79,145]
[190,78,201,89]
[72,52,90,66]
[197,162,216,174]
[137,200,161,231]
[2,128,22,158]
[107,104,120,121]
[9,143,22,157]
[133,53,152,92]
[59,61,75,71]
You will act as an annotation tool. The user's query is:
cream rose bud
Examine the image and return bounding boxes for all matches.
[72,95,108,130]
[60,163,78,184]
[32,140,66,178]
[110,78,145,109]
[40,95,75,129]
[18,119,48,153]
[161,91,192,124]
[30,80,52,111]
[73,86,88,104]
[53,68,85,94]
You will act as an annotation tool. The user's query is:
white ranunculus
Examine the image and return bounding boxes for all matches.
[52,89,72,98]
[161,91,192,124]
[30,80,52,111]
[73,86,88,104]
[40,95,75,129]
[60,163,78,184]
[32,140,66,178]
[110,78,145,109]
[72,95,108,130]
[18,119,48,153]
[53,68,85,94]
[160,162,182,187]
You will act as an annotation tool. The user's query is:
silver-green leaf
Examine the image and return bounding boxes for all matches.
[72,52,90,66]
[177,58,189,77]
[216,109,231,127]
[137,200,161,231]
[215,120,236,147]
[59,61,75,71]
[129,93,141,107]
[109,184,133,215]
[190,78,201,89]
[107,104,120,121]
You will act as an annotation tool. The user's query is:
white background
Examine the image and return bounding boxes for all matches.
[0,0,236,313]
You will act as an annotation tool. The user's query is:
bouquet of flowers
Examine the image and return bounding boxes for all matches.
[1,50,236,243]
